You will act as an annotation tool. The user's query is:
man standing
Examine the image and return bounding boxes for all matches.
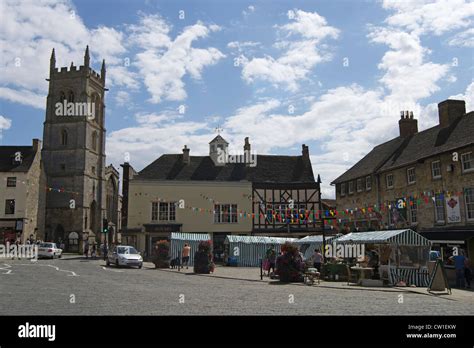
[312,249,323,272]
[182,243,191,269]
[450,250,466,288]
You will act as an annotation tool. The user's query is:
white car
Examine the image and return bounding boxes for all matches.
[38,243,62,259]
[107,245,143,268]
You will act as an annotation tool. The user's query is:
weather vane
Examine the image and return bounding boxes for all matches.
[214,124,223,135]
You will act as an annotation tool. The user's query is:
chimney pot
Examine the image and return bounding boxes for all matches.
[183,145,190,165]
[399,112,418,137]
[438,99,466,128]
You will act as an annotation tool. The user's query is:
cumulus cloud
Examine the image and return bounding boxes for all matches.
[0,0,136,108]
[448,28,474,48]
[130,15,225,103]
[239,9,339,91]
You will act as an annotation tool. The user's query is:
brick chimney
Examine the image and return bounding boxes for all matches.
[243,137,251,166]
[182,145,190,165]
[302,144,309,160]
[398,111,418,137]
[438,99,466,128]
[32,139,41,152]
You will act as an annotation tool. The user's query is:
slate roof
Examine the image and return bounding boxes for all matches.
[137,154,315,183]
[0,146,36,172]
[332,111,474,184]
[379,111,474,171]
[331,137,406,184]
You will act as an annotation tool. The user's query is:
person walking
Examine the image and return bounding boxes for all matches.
[266,246,276,276]
[84,241,89,259]
[464,257,471,289]
[450,250,467,288]
[102,243,108,261]
[91,243,97,259]
[312,249,323,272]
[182,243,191,269]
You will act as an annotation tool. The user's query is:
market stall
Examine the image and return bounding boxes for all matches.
[170,232,211,266]
[295,234,342,260]
[336,229,431,287]
[224,235,297,267]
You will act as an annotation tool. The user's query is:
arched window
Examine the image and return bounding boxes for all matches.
[61,129,68,146]
[92,131,98,151]
[68,91,74,103]
[59,91,66,102]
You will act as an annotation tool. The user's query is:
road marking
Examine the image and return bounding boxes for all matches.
[101,266,123,273]
[0,263,12,275]
[14,263,79,277]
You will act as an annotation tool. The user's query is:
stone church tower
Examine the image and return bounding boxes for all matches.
[42,46,107,250]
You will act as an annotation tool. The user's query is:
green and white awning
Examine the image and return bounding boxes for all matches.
[336,229,431,246]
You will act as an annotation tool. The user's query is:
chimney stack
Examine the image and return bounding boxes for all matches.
[398,110,418,137]
[32,139,41,152]
[302,144,309,159]
[438,99,466,128]
[182,145,190,165]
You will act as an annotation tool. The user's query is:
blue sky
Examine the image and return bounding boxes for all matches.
[0,0,473,197]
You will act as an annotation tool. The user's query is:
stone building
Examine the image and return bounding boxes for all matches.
[105,164,121,244]
[0,139,46,243]
[332,99,474,257]
[42,46,107,251]
[121,136,323,258]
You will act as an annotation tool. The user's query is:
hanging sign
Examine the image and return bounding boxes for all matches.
[446,196,461,223]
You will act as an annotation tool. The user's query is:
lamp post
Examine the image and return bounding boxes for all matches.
[317,174,325,263]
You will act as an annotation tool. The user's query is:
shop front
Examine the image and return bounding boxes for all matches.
[0,219,23,244]
[143,223,182,260]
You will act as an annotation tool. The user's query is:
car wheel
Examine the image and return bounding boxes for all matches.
[138,263,142,269]
[58,254,62,258]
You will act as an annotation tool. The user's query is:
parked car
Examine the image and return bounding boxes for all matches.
[38,243,62,259]
[107,245,143,268]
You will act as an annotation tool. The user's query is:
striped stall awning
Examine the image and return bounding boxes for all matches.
[295,234,342,244]
[336,229,431,246]
[390,267,430,287]
[224,235,298,267]
[170,233,211,266]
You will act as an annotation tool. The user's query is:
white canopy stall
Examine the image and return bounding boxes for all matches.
[336,229,432,287]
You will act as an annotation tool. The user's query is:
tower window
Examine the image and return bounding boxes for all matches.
[61,129,68,146]
[59,91,66,102]
[92,132,98,151]
[68,91,74,103]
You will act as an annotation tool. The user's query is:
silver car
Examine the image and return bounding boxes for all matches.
[107,245,143,268]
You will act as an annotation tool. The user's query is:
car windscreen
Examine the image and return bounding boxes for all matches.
[117,247,138,255]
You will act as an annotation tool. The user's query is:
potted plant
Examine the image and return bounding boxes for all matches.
[194,240,212,274]
[275,242,304,283]
[152,240,170,268]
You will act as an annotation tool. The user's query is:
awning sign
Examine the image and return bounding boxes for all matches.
[446,196,461,223]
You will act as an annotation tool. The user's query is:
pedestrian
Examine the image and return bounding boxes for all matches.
[312,249,323,272]
[84,241,89,259]
[91,244,97,258]
[102,243,108,261]
[266,246,276,276]
[450,250,467,288]
[60,241,65,250]
[182,243,191,269]
[464,257,471,289]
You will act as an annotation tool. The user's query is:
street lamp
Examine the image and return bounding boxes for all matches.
[317,174,325,263]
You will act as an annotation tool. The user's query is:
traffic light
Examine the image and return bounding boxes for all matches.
[102,218,108,233]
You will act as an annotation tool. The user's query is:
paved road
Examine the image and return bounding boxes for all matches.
[1,258,473,315]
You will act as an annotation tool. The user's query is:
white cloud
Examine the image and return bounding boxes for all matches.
[448,28,474,48]
[0,115,12,130]
[0,87,44,109]
[114,90,131,107]
[0,0,135,109]
[242,5,256,16]
[368,28,449,105]
[382,0,474,36]
[240,9,339,91]
[131,16,225,103]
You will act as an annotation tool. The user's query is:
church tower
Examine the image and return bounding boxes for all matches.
[42,46,107,249]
